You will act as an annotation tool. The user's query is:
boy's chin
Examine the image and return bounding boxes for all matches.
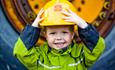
[54,47,61,50]
[53,46,67,50]
[50,44,70,50]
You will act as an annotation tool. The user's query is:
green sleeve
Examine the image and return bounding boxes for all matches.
[83,37,105,67]
[13,38,40,69]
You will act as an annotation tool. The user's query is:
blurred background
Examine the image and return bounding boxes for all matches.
[0,0,115,70]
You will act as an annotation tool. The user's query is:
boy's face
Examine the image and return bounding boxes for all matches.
[45,25,74,50]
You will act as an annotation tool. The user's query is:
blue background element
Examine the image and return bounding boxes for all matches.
[0,4,115,70]
[0,5,27,70]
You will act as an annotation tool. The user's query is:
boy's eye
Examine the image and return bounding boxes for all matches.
[49,32,56,35]
[62,31,68,34]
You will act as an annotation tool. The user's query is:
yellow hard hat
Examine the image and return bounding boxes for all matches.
[40,0,77,26]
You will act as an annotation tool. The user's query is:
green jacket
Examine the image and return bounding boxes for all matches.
[13,25,105,70]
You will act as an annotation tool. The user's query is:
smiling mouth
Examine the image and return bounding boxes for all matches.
[54,43,65,48]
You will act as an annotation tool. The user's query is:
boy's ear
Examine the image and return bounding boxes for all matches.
[43,32,46,38]
[40,31,46,38]
[72,32,75,39]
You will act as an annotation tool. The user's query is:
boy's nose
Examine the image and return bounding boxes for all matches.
[56,36,62,40]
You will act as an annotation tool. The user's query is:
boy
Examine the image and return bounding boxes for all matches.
[13,0,105,70]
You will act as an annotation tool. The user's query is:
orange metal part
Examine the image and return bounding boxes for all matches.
[28,0,105,23]
[1,0,24,32]
[28,0,49,13]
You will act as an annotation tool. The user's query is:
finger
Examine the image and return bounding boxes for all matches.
[64,19,73,22]
[61,10,71,16]
[39,17,44,22]
[38,8,44,17]
[65,8,73,14]
[39,8,44,14]
[61,16,71,20]
[39,9,44,16]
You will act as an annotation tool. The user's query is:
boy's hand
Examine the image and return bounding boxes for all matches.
[61,8,88,29]
[32,8,44,27]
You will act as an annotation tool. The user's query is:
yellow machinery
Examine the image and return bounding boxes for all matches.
[1,0,115,45]
[28,0,105,23]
